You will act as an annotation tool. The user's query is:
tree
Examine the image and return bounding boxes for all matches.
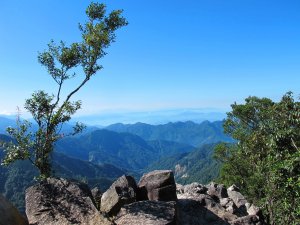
[214,92,300,225]
[1,2,128,179]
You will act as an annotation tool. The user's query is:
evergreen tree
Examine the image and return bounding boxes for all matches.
[215,92,300,225]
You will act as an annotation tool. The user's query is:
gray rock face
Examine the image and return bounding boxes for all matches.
[227,185,248,208]
[100,175,137,216]
[22,172,264,225]
[231,215,263,225]
[184,182,208,195]
[176,183,185,194]
[115,200,177,225]
[177,183,264,225]
[206,182,228,199]
[247,205,261,216]
[0,194,28,225]
[91,187,102,210]
[177,198,235,225]
[138,170,177,201]
[25,177,112,225]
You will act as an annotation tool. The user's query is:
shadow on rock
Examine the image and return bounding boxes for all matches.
[178,198,231,225]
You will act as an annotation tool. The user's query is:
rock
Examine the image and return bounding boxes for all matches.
[225,200,238,214]
[184,182,208,195]
[228,184,240,192]
[115,200,177,225]
[91,187,102,210]
[176,183,185,194]
[227,185,248,208]
[0,194,28,225]
[245,203,251,211]
[25,177,112,225]
[206,182,228,199]
[177,198,236,225]
[100,175,137,216]
[247,204,261,216]
[231,215,262,225]
[220,197,230,207]
[220,197,238,214]
[138,170,177,201]
[177,182,265,225]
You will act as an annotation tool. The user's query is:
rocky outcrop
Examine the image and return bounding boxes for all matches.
[100,175,137,216]
[0,194,28,225]
[23,171,264,225]
[183,182,208,195]
[25,177,112,225]
[138,170,177,201]
[115,200,177,225]
[206,182,228,199]
[177,182,264,225]
[91,187,102,210]
[227,185,248,208]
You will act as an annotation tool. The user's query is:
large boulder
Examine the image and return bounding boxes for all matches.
[0,194,28,225]
[138,170,177,201]
[115,200,177,225]
[25,177,112,225]
[100,175,137,216]
[227,185,248,208]
[227,185,249,216]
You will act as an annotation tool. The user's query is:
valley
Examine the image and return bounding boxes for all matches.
[0,117,232,213]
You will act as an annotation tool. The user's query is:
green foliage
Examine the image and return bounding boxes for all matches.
[214,92,300,225]
[0,136,129,213]
[146,143,221,185]
[106,121,232,147]
[1,2,127,178]
[55,129,194,171]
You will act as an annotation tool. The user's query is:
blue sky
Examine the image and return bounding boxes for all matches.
[0,0,299,118]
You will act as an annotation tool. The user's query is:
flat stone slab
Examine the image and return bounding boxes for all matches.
[115,200,177,225]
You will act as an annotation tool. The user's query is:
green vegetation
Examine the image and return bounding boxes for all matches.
[0,135,129,213]
[215,92,300,225]
[55,129,194,171]
[106,121,232,147]
[146,143,221,185]
[1,2,127,178]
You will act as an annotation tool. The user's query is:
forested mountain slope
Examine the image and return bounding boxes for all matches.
[106,120,232,146]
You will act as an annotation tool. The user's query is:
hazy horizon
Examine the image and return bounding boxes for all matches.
[0,108,226,126]
[0,1,299,117]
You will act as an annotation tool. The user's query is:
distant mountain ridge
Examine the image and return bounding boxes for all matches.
[105,120,232,147]
[0,117,16,134]
[55,129,194,171]
[0,116,99,136]
[0,119,231,213]
[72,109,226,125]
[0,116,231,148]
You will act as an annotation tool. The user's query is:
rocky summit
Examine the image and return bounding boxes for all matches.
[25,178,112,225]
[0,170,265,225]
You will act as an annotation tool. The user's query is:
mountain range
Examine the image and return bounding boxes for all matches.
[0,142,129,213]
[71,109,227,125]
[105,120,232,146]
[0,116,99,136]
[145,143,221,185]
[0,118,232,213]
[55,129,194,171]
